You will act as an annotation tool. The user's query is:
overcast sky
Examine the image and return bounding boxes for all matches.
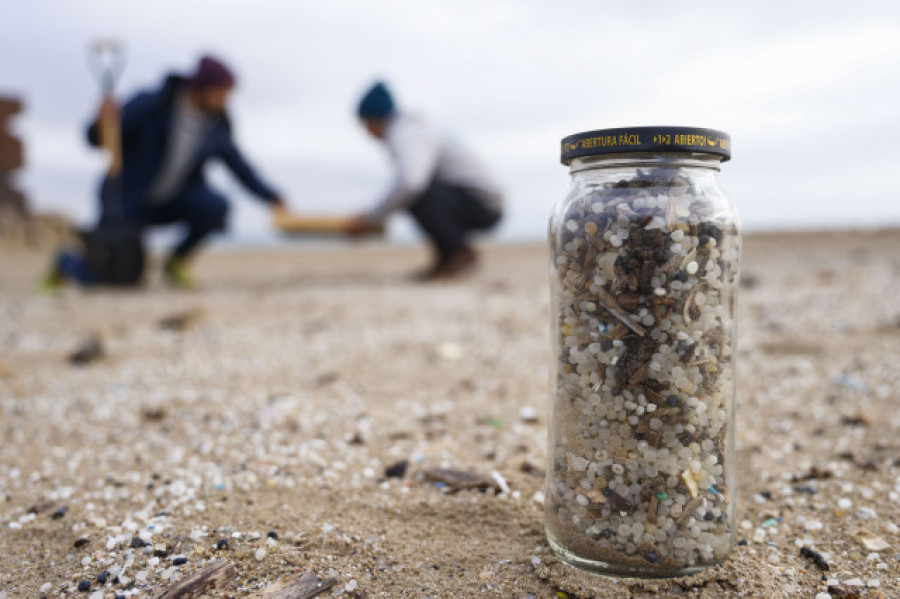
[3,1,900,243]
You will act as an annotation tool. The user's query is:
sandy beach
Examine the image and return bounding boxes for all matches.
[1,230,899,598]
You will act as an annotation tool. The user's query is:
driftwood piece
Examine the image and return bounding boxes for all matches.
[595,288,646,336]
[255,570,339,599]
[602,487,635,514]
[665,194,678,231]
[660,252,684,275]
[677,497,704,525]
[421,468,500,493]
[575,486,607,507]
[155,561,237,599]
[617,290,640,312]
[606,324,630,340]
[627,361,650,386]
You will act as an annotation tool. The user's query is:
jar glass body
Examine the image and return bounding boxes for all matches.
[545,153,740,577]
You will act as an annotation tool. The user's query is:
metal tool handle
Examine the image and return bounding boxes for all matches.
[87,39,126,176]
[88,39,126,97]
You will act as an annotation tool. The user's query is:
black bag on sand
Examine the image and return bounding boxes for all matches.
[80,226,145,285]
[81,175,145,285]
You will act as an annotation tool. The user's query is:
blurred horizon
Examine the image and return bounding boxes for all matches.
[3,1,900,245]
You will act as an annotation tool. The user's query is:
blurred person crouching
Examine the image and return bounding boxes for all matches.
[50,55,287,289]
[346,81,503,281]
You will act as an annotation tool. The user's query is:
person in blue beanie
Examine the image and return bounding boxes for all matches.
[346,81,503,280]
[61,55,287,288]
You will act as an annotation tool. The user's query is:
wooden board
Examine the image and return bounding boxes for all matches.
[272,212,383,236]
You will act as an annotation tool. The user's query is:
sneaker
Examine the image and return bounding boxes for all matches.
[164,257,197,289]
[38,270,64,295]
[37,254,66,295]
[414,246,479,282]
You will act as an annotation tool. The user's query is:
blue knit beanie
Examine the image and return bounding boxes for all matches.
[357,82,395,120]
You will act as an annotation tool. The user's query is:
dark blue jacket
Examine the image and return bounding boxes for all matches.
[87,74,279,216]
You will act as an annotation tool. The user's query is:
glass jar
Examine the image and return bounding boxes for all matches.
[545,127,740,577]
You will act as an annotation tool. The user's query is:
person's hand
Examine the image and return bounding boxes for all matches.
[270,200,292,229]
[345,214,377,237]
[98,98,119,126]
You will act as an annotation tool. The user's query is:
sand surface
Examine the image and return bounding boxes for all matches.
[1,231,899,598]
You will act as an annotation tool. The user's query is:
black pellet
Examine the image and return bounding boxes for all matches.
[384,459,409,479]
[800,546,830,571]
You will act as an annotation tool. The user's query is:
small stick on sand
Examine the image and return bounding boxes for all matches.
[255,570,339,599]
[155,561,237,599]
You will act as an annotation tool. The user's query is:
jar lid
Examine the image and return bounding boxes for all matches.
[561,126,730,165]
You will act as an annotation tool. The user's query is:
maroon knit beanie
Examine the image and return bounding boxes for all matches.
[188,55,236,89]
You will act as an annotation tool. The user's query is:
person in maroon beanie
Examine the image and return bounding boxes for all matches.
[80,54,287,288]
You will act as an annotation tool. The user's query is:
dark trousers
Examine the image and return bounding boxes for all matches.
[406,181,501,260]
[138,184,230,259]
